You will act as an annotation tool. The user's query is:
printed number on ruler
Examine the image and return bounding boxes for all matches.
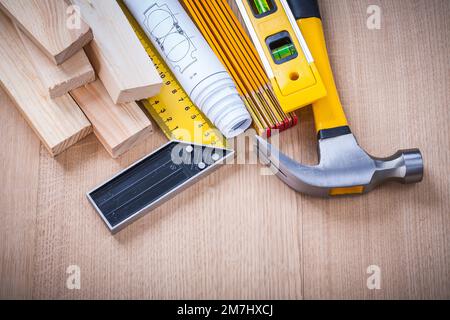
[119,1,225,148]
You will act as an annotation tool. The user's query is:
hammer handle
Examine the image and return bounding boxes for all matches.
[287,0,349,135]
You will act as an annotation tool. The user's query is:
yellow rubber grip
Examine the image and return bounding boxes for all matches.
[297,18,348,132]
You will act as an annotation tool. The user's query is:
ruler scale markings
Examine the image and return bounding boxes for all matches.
[119,1,226,148]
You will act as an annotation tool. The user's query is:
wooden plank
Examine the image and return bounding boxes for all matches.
[72,0,162,104]
[30,129,164,299]
[0,11,92,157]
[298,0,450,299]
[0,0,449,300]
[16,25,95,98]
[70,79,153,158]
[0,88,40,299]
[0,0,93,65]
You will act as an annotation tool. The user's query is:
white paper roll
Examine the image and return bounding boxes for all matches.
[124,0,252,138]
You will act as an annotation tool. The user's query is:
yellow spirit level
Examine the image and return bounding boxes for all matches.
[235,0,326,113]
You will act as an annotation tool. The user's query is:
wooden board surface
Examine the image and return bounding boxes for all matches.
[17,26,95,98]
[70,79,153,158]
[0,0,93,65]
[0,11,92,157]
[72,0,162,104]
[0,0,449,299]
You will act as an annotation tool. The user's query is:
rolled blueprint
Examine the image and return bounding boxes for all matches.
[124,0,252,138]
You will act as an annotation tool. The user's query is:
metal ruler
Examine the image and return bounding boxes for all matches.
[88,140,234,233]
[119,1,226,148]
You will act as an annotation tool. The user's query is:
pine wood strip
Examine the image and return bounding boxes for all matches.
[70,79,153,158]
[71,0,162,104]
[16,25,95,98]
[0,0,93,65]
[0,11,92,157]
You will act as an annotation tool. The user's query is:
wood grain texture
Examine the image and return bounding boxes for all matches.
[70,79,153,158]
[0,0,449,299]
[0,89,40,299]
[0,11,92,157]
[17,25,95,98]
[0,0,93,65]
[71,0,162,104]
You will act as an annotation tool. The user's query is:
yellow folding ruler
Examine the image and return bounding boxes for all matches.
[119,1,226,148]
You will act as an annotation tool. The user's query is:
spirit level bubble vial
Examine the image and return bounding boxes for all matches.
[235,0,326,113]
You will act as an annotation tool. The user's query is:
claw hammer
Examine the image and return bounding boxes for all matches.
[256,0,424,197]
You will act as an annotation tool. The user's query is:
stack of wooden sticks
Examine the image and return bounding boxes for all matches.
[0,0,162,157]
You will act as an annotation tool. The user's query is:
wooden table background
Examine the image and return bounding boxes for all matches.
[1,0,449,299]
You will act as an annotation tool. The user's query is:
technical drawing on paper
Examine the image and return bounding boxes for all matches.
[143,2,198,73]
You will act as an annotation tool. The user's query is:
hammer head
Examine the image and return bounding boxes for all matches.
[255,134,423,197]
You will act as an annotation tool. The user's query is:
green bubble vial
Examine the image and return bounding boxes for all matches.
[271,43,297,62]
[254,0,271,15]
